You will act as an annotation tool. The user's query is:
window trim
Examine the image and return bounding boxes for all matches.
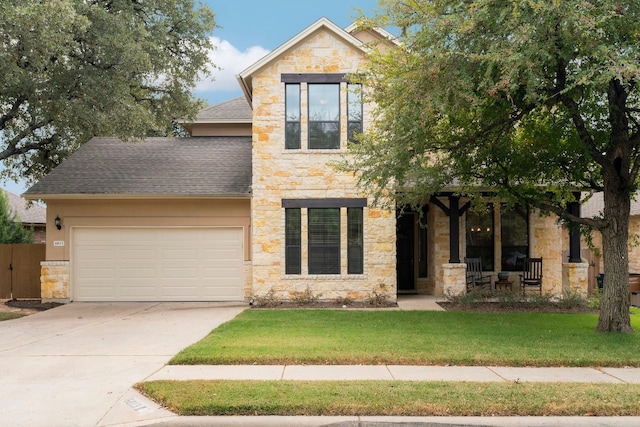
[282,198,367,208]
[281,73,346,83]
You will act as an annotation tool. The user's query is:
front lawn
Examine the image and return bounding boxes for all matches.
[171,309,640,367]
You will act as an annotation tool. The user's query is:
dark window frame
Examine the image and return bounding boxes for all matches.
[285,83,301,149]
[285,208,301,274]
[347,207,363,274]
[347,83,363,144]
[283,199,368,276]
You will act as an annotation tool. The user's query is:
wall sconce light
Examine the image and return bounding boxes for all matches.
[55,216,62,230]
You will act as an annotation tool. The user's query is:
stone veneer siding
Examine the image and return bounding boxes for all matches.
[41,261,69,302]
[250,28,397,301]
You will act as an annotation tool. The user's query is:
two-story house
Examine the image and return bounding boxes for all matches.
[24,17,590,303]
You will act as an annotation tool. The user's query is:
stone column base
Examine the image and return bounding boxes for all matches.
[442,263,467,297]
[41,261,70,302]
[562,262,589,297]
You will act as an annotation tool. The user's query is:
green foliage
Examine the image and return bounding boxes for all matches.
[343,0,640,332]
[347,0,640,212]
[0,0,216,184]
[0,192,33,243]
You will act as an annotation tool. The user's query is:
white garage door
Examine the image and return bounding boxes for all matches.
[72,227,244,302]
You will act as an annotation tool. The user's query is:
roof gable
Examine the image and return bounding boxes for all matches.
[237,17,368,103]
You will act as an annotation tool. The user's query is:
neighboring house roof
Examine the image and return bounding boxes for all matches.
[189,97,252,123]
[2,189,46,225]
[581,192,640,218]
[23,137,252,198]
[237,17,368,103]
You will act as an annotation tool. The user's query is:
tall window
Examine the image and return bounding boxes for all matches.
[466,204,495,271]
[347,83,362,144]
[308,84,340,149]
[501,204,529,271]
[285,84,301,149]
[347,208,363,274]
[308,208,340,274]
[285,208,301,274]
[283,199,367,276]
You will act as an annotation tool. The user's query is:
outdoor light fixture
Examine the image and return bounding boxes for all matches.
[55,216,62,230]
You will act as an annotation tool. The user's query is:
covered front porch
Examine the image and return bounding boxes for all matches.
[395,193,592,297]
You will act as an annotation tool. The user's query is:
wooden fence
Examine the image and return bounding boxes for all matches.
[0,244,45,299]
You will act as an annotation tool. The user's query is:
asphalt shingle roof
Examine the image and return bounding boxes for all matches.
[195,97,252,121]
[2,189,46,224]
[24,137,252,197]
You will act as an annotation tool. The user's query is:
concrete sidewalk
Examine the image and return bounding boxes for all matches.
[148,364,640,383]
[128,364,640,427]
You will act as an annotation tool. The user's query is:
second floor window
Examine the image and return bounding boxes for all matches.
[285,84,301,149]
[308,83,340,149]
[347,83,362,144]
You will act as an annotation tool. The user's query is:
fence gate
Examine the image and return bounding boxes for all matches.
[0,244,45,299]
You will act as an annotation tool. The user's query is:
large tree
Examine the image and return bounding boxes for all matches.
[0,0,215,184]
[346,0,640,332]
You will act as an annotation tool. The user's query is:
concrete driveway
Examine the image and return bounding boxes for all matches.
[0,302,246,427]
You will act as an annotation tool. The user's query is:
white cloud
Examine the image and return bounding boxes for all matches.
[196,37,270,94]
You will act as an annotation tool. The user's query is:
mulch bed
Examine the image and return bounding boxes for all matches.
[5,299,64,311]
[251,300,398,309]
[438,301,598,313]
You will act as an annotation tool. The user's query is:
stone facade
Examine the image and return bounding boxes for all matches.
[40,261,69,301]
[249,26,397,302]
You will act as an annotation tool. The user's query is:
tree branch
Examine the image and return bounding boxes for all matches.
[0,96,27,131]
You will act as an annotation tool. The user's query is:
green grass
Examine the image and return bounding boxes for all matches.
[136,380,640,416]
[0,312,24,322]
[170,309,640,367]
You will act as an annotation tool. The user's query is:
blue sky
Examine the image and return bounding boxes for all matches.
[194,0,380,104]
[3,0,380,195]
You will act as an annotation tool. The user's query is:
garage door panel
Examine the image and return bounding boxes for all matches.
[73,227,244,302]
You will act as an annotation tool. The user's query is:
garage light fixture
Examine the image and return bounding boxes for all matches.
[55,216,62,230]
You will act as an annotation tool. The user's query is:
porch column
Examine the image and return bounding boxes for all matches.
[449,195,461,263]
[568,193,581,263]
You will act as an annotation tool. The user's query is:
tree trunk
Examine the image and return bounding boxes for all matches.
[596,186,633,333]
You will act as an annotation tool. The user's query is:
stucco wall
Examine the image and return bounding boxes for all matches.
[250,28,397,301]
[41,198,252,301]
[44,198,251,261]
[189,123,251,137]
